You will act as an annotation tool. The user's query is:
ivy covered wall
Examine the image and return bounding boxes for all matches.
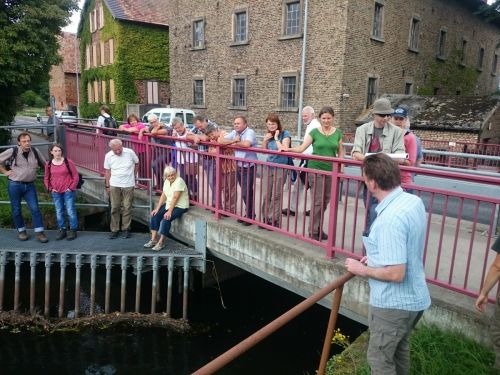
[79,0,169,120]
[417,50,481,96]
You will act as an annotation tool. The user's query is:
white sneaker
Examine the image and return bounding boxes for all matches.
[143,239,157,248]
[152,242,165,251]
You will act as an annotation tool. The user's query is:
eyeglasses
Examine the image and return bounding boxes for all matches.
[376,114,391,118]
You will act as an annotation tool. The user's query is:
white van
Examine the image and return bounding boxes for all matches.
[142,108,195,129]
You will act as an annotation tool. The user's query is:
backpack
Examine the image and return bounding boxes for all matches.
[5,146,44,170]
[48,158,85,190]
[103,115,117,136]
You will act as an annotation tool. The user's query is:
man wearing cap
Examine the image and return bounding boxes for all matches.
[391,107,418,194]
[352,98,405,234]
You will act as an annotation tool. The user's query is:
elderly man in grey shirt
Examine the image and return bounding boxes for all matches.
[351,98,405,235]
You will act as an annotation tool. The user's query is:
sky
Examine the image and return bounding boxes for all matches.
[62,0,84,34]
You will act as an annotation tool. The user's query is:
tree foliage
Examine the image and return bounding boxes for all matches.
[476,1,500,22]
[0,0,78,125]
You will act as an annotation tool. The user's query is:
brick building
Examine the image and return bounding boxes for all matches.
[78,0,170,120]
[49,32,80,113]
[168,0,500,135]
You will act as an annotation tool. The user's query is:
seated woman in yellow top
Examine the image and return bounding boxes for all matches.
[143,166,189,251]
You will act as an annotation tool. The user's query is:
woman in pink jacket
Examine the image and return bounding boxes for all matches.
[44,144,80,240]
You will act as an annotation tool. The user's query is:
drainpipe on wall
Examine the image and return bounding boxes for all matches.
[297,0,309,139]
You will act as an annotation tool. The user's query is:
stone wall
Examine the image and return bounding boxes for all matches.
[169,0,500,134]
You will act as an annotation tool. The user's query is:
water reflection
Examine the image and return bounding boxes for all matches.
[0,271,365,374]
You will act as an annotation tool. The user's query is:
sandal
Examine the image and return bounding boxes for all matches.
[143,239,158,248]
[152,242,165,251]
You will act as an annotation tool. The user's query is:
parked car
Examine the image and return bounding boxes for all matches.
[141,108,195,130]
[55,110,77,124]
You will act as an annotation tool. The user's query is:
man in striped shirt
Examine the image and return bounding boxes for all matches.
[346,153,431,375]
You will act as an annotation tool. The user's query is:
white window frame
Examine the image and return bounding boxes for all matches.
[231,76,247,109]
[109,38,114,64]
[99,5,104,29]
[92,43,97,67]
[100,41,105,66]
[146,81,159,104]
[193,78,205,107]
[408,16,421,52]
[192,18,205,49]
[371,1,384,41]
[233,10,248,44]
[279,73,299,110]
[109,79,115,103]
[85,45,90,69]
[282,1,302,38]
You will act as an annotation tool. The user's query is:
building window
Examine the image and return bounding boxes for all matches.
[283,1,301,37]
[372,2,384,40]
[478,47,485,70]
[366,77,377,108]
[89,10,95,33]
[280,75,298,109]
[93,81,99,102]
[146,81,159,104]
[100,41,105,66]
[405,82,413,95]
[433,87,439,95]
[193,19,205,49]
[92,43,97,67]
[102,81,107,103]
[492,54,498,76]
[233,10,248,43]
[460,38,467,65]
[232,78,246,108]
[193,79,205,106]
[87,82,93,103]
[437,28,447,59]
[85,45,90,69]
[109,38,114,64]
[109,79,115,103]
[99,5,104,29]
[408,17,420,52]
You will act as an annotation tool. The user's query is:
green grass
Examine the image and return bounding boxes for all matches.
[327,324,497,375]
[17,107,45,117]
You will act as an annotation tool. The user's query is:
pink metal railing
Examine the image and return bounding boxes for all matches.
[343,132,500,170]
[65,124,500,299]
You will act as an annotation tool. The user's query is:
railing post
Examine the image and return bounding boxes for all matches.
[151,256,159,314]
[29,253,37,315]
[105,255,113,314]
[135,256,143,313]
[74,254,82,318]
[44,253,52,318]
[325,160,341,258]
[58,254,67,318]
[182,257,190,320]
[90,254,97,316]
[0,252,5,312]
[317,285,345,375]
[120,255,128,313]
[14,252,22,313]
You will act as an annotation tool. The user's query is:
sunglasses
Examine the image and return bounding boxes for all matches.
[376,114,391,118]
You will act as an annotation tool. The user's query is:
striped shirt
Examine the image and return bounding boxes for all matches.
[363,187,431,311]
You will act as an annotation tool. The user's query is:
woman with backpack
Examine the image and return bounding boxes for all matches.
[44,144,80,240]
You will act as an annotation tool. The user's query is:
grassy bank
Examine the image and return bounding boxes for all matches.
[17,107,45,117]
[327,324,497,375]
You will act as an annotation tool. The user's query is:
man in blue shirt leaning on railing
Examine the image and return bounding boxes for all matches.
[345,153,431,375]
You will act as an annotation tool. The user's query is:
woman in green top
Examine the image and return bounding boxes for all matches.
[280,106,344,241]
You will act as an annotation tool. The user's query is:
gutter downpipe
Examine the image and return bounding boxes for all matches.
[297,0,309,139]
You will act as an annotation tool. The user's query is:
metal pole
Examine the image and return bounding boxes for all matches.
[74,254,82,318]
[0,252,5,312]
[120,256,128,313]
[90,254,97,315]
[297,0,309,138]
[317,285,345,375]
[30,253,37,315]
[58,254,67,318]
[193,272,354,375]
[14,252,22,313]
[183,257,189,320]
[44,253,52,318]
[105,255,112,314]
[151,256,159,314]
[166,257,174,317]
[135,256,143,313]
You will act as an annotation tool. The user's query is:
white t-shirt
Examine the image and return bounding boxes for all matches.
[303,118,321,155]
[174,130,198,164]
[103,147,139,188]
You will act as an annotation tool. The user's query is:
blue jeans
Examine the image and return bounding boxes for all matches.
[51,191,78,230]
[150,205,188,236]
[8,180,44,232]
